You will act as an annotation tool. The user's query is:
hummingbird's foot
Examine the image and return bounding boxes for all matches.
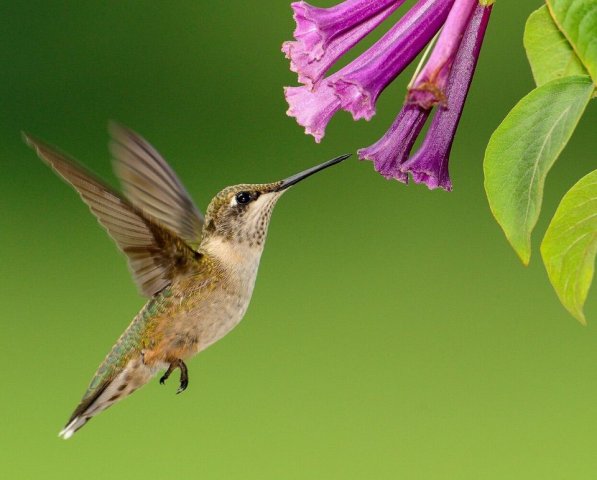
[176,360,189,394]
[159,359,189,394]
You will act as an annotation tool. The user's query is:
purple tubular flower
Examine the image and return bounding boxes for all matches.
[282,1,404,90]
[407,0,477,109]
[284,84,342,143]
[358,104,430,183]
[289,0,400,62]
[285,0,455,141]
[401,1,492,191]
[330,0,454,121]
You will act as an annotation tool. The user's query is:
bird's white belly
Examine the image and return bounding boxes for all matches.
[197,289,254,350]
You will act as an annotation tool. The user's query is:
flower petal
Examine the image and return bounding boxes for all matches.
[284,84,342,142]
[402,1,493,190]
[407,0,477,109]
[330,0,455,121]
[282,1,404,90]
[290,0,400,62]
[358,104,430,183]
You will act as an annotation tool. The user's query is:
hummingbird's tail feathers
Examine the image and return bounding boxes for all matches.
[59,358,154,440]
[59,414,89,440]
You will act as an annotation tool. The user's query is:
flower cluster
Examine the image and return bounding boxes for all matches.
[283,0,494,191]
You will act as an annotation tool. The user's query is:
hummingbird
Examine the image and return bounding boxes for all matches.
[23,124,349,439]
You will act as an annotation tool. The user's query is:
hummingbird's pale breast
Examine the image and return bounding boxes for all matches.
[150,241,266,362]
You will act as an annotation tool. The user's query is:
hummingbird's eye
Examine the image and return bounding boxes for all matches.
[235,191,252,205]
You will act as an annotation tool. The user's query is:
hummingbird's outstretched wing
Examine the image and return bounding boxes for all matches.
[109,123,204,248]
[24,134,199,297]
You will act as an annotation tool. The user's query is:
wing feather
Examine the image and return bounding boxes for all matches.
[109,123,204,248]
[24,133,199,297]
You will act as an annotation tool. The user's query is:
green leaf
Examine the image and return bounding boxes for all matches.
[524,5,588,86]
[484,75,593,265]
[546,0,597,83]
[541,170,597,324]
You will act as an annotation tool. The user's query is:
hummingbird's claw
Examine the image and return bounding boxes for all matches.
[176,378,188,395]
[159,363,175,385]
[160,359,189,394]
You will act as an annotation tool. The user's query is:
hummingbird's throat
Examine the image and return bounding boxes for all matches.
[202,236,263,277]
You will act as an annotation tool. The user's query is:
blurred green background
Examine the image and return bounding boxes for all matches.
[1,1,596,478]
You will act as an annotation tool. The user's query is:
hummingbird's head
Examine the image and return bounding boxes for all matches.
[200,154,350,255]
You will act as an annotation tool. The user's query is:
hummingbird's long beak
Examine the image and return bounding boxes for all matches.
[275,153,351,191]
